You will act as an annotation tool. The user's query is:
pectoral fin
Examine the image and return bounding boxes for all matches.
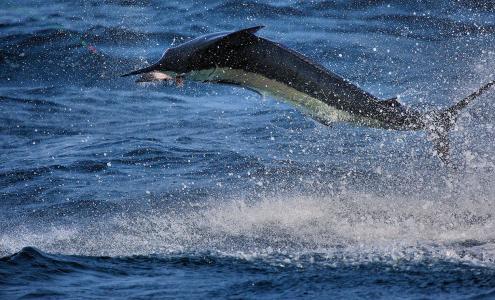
[212,79,264,97]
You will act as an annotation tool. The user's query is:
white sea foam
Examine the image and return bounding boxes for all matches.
[2,170,494,267]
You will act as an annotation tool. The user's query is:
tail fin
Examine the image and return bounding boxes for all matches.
[430,79,495,164]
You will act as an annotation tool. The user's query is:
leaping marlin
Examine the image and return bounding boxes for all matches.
[123,26,494,163]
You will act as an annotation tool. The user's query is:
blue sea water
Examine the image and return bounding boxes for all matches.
[1,0,495,299]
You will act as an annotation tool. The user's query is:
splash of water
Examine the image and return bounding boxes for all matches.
[2,169,494,267]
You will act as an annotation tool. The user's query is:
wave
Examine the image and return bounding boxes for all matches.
[2,245,495,299]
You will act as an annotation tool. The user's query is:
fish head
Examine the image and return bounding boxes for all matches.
[122,26,264,82]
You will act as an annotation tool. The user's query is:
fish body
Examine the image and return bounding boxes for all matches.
[123,26,494,163]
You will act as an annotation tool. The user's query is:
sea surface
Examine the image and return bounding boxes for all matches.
[1,0,495,299]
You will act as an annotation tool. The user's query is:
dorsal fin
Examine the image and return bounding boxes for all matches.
[236,26,264,35]
[380,97,401,108]
[217,26,265,47]
[177,26,265,53]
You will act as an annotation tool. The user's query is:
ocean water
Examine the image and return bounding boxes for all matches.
[1,0,495,299]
